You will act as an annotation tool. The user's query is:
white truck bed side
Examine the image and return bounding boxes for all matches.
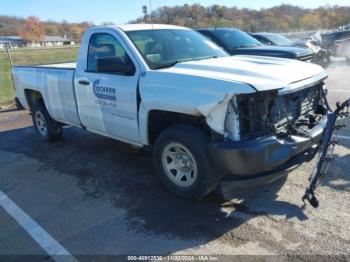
[12,66,81,126]
[37,62,77,69]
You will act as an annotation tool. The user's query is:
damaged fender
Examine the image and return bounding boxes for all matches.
[138,69,256,145]
[196,94,234,136]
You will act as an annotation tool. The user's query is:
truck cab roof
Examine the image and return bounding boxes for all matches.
[90,24,190,32]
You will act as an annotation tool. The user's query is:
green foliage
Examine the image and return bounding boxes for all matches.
[0,46,79,104]
[0,52,12,104]
[131,4,350,32]
[0,16,92,43]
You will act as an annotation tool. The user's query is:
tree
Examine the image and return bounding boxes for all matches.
[130,4,350,32]
[300,12,322,30]
[20,16,45,43]
[44,24,59,35]
[68,25,84,42]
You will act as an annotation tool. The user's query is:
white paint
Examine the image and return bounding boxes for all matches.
[116,23,189,32]
[13,25,328,146]
[197,94,233,135]
[0,190,77,262]
[161,55,326,92]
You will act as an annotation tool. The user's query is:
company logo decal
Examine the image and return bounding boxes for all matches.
[93,80,116,101]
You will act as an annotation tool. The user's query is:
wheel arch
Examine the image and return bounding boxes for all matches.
[146,109,208,146]
[24,89,44,111]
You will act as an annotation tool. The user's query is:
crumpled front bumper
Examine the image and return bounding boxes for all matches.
[208,114,328,177]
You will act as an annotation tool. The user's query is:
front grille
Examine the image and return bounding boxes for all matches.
[237,83,322,140]
[299,54,314,62]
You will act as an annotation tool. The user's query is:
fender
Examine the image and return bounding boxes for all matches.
[137,70,256,144]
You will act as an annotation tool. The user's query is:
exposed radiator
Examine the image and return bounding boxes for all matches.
[236,83,323,140]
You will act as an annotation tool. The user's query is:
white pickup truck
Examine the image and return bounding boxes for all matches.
[13,24,329,200]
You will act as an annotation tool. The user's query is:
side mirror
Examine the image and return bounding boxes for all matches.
[96,57,135,75]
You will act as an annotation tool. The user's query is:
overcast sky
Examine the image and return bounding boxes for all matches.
[2,0,350,24]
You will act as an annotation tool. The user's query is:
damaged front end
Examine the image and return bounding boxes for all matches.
[232,82,326,141]
[207,82,329,176]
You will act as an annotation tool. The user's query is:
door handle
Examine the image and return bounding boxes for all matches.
[78,80,90,85]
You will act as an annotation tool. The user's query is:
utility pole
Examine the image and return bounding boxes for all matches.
[142,5,148,23]
[149,0,152,23]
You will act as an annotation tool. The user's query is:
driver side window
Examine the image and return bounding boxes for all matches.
[87,33,133,74]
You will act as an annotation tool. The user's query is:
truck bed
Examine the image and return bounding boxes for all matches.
[37,62,77,69]
[12,64,81,127]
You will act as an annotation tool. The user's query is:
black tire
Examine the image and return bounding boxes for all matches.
[31,101,63,143]
[315,51,330,68]
[320,56,331,68]
[153,124,220,200]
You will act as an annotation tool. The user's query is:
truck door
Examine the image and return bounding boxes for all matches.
[74,31,140,143]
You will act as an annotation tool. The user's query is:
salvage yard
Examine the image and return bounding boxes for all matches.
[0,61,349,258]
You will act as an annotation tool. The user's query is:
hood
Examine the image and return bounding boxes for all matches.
[233,45,313,58]
[160,55,327,92]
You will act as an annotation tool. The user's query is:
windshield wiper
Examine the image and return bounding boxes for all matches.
[231,45,250,49]
[196,55,218,60]
[154,56,218,70]
[154,61,180,70]
[155,58,195,69]
[233,44,261,49]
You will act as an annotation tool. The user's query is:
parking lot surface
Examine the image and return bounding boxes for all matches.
[0,62,349,258]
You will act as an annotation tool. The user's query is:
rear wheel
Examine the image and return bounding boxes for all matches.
[320,55,330,68]
[32,101,63,143]
[153,124,220,200]
[315,51,330,68]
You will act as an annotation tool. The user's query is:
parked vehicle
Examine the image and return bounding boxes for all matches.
[322,30,350,50]
[252,32,331,67]
[250,32,293,46]
[197,28,314,62]
[332,37,350,65]
[13,24,330,200]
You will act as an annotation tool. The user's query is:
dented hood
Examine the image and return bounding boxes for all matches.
[162,55,327,92]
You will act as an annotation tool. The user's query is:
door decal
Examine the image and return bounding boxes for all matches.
[93,80,116,101]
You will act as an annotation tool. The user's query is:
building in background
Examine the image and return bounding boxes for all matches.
[0,35,73,49]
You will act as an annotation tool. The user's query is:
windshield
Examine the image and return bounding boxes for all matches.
[266,34,293,46]
[126,29,227,70]
[212,29,263,49]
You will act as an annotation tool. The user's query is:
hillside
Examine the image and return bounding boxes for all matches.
[0,16,93,42]
[131,4,350,32]
[1,4,350,42]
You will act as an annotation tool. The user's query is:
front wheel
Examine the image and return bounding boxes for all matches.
[153,124,220,200]
[32,101,63,143]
